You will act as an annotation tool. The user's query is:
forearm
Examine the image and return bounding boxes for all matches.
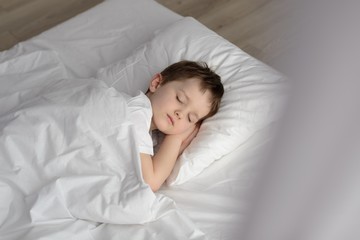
[140,135,182,191]
[153,135,182,176]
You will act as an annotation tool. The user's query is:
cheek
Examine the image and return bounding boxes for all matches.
[151,95,166,112]
[153,91,173,108]
[174,121,194,134]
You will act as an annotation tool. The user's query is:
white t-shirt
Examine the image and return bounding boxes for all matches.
[125,91,154,155]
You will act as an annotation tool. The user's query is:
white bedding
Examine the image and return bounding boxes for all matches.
[0,1,278,240]
[0,50,207,240]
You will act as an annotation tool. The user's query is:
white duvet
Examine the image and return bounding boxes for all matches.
[0,51,206,240]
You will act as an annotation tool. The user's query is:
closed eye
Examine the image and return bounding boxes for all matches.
[188,114,197,123]
[176,95,183,103]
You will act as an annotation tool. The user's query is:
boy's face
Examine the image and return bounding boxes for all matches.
[147,75,212,135]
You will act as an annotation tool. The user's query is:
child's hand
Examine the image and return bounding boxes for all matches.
[178,123,201,156]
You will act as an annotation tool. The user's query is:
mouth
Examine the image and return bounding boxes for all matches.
[167,114,174,126]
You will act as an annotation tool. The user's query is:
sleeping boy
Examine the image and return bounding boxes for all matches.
[0,59,223,225]
[127,60,224,191]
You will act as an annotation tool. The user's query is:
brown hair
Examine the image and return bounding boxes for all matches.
[160,60,224,121]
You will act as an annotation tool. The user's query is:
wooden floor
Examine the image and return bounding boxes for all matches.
[156,0,292,66]
[0,0,104,50]
[0,0,292,66]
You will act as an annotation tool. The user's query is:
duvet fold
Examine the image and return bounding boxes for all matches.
[0,51,206,240]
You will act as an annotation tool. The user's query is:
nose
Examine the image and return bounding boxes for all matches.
[175,110,183,119]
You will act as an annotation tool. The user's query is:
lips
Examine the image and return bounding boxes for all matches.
[167,114,174,126]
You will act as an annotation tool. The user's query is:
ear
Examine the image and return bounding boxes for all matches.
[148,73,163,93]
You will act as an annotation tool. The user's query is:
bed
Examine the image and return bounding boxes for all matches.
[0,0,287,240]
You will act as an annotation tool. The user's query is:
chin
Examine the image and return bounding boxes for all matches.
[158,126,175,135]
[158,128,171,135]
[154,122,169,134]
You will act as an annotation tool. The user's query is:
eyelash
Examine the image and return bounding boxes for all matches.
[177,95,194,123]
[176,96,183,104]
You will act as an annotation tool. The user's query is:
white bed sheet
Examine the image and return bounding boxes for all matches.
[0,1,270,240]
[159,126,274,240]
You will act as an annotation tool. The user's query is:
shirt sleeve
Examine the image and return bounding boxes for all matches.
[126,91,154,155]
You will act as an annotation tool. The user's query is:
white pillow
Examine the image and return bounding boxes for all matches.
[97,17,287,185]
